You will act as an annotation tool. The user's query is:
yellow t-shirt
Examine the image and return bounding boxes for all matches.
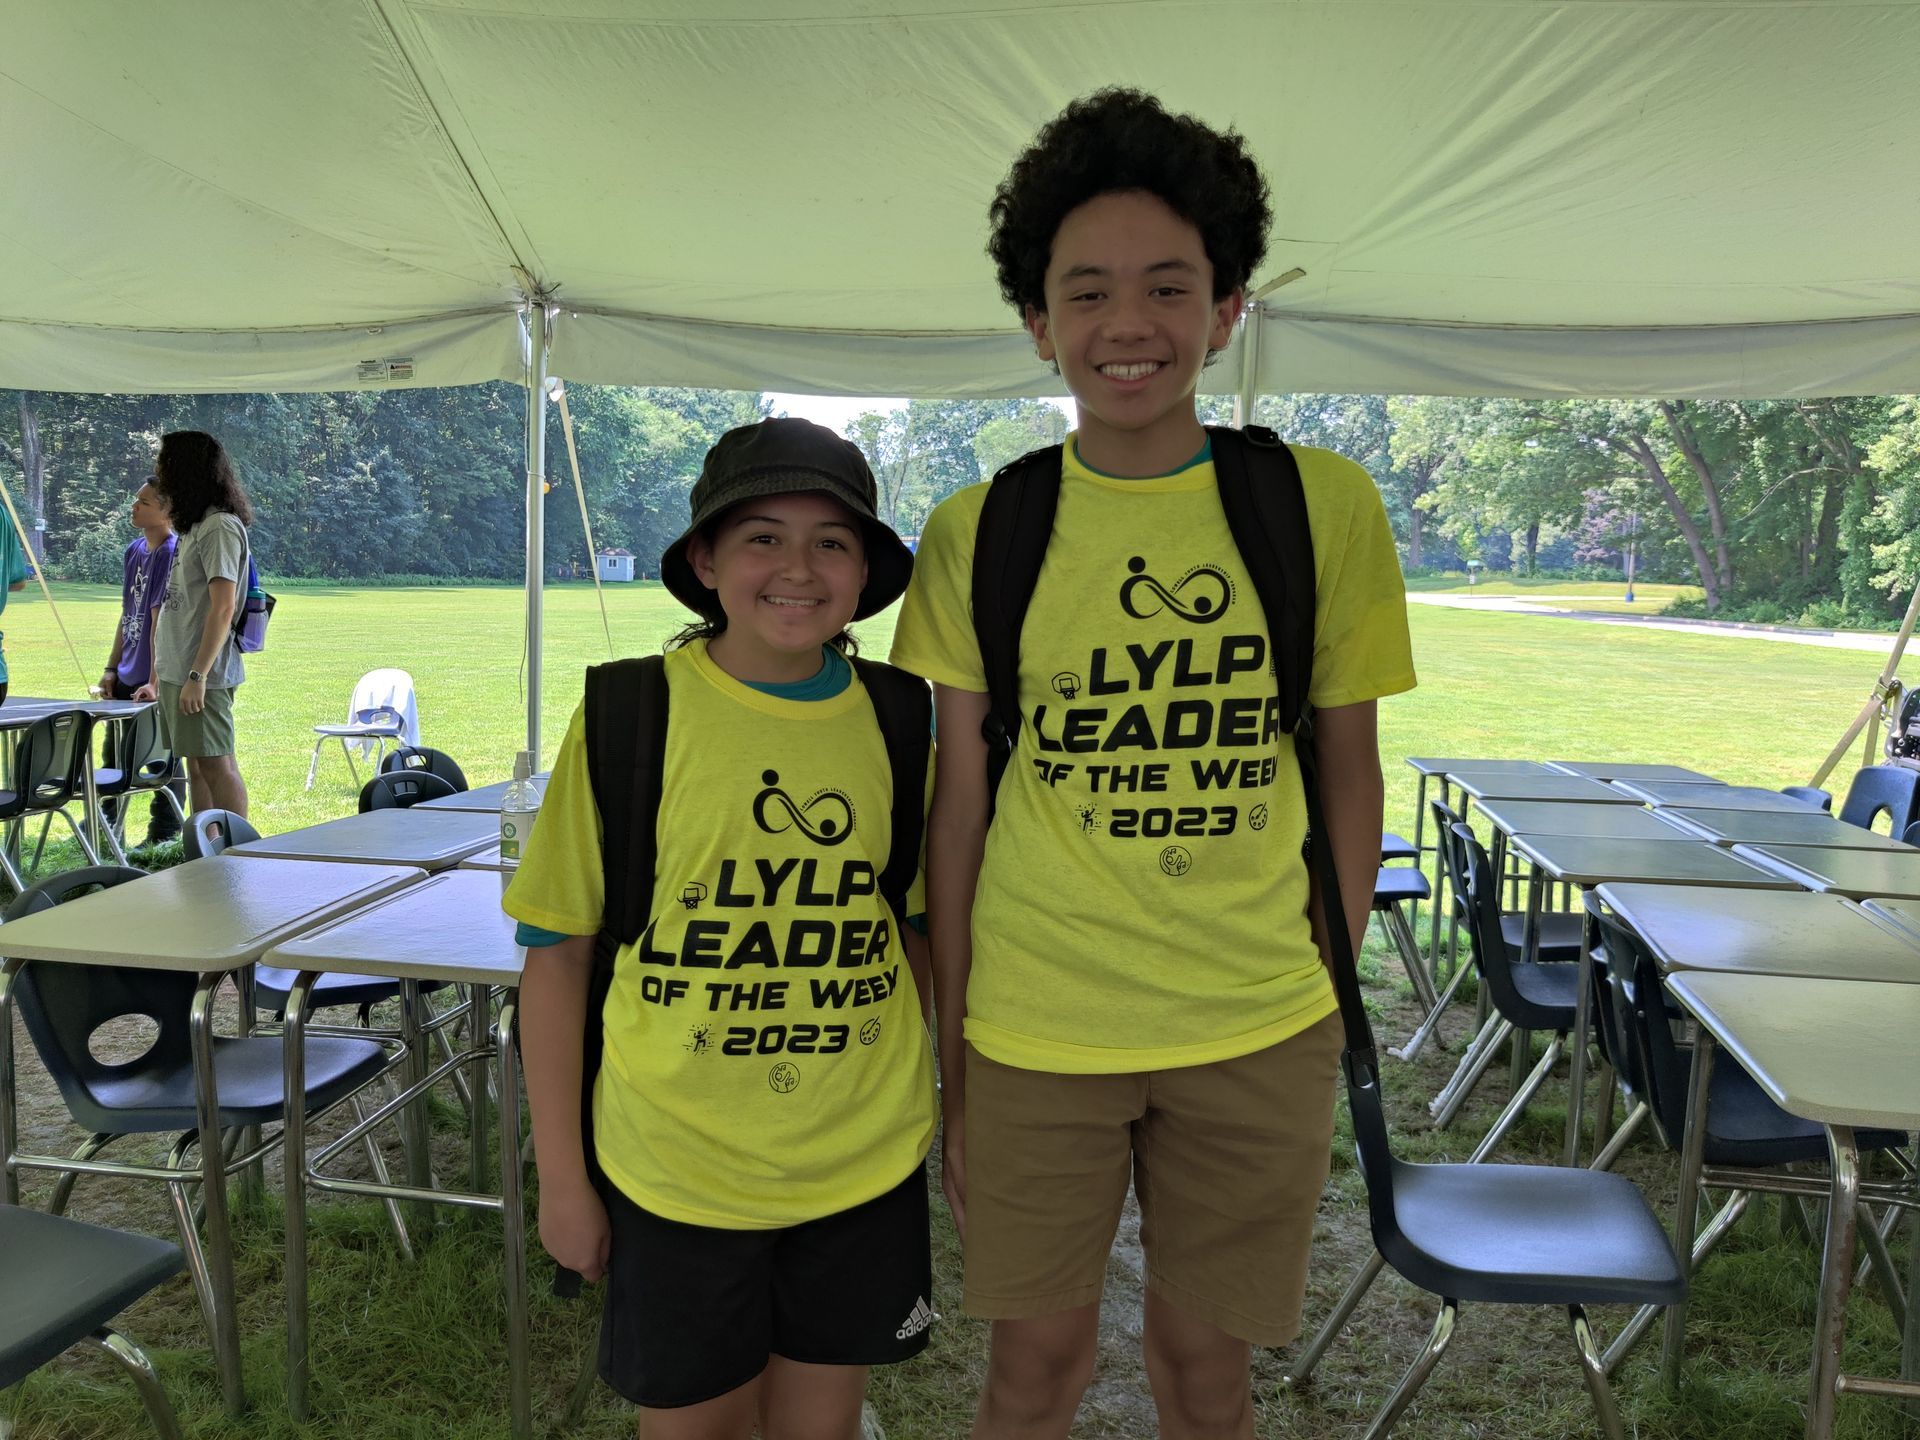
[502,640,936,1229]
[890,436,1416,1073]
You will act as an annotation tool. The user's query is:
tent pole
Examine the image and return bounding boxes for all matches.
[1810,574,1920,787]
[524,303,550,762]
[1232,301,1263,428]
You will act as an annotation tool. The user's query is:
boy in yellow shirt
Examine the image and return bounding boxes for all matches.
[891,90,1415,1437]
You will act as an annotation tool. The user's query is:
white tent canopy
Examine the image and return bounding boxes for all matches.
[7,0,1920,402]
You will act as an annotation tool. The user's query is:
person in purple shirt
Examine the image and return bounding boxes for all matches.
[99,479,186,845]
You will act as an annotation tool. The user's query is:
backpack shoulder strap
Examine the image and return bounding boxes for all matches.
[849,658,933,925]
[1209,424,1377,1076]
[1208,425,1315,732]
[970,446,1062,807]
[584,653,669,959]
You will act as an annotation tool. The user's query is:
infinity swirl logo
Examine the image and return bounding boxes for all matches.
[752,769,854,846]
[1119,557,1232,624]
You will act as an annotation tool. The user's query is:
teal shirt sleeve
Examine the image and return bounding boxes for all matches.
[515,921,576,947]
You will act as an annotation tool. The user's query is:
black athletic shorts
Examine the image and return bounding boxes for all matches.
[598,1162,934,1409]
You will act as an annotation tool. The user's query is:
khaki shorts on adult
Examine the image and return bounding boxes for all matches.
[963,1010,1344,1346]
[157,681,237,759]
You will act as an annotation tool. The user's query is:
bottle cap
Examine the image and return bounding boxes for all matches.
[512,750,533,782]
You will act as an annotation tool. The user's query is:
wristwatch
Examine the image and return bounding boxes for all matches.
[187,668,206,683]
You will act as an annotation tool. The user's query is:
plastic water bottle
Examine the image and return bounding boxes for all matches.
[499,750,541,867]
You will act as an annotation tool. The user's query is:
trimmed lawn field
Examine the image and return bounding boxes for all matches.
[3,583,1913,1438]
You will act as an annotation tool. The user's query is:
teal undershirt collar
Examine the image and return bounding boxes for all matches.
[1076,437,1213,481]
[513,646,852,947]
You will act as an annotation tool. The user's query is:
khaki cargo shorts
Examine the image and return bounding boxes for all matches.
[962,1010,1344,1346]
[157,681,237,759]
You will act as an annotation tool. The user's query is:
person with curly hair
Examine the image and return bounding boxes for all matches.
[891,89,1414,1437]
[146,430,255,819]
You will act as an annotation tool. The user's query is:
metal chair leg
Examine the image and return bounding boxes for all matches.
[562,1318,603,1427]
[1282,1249,1388,1387]
[306,738,323,790]
[1378,904,1439,1013]
[85,1327,186,1440]
[345,1091,414,1263]
[1362,1298,1458,1438]
[1432,1017,1513,1128]
[48,1132,116,1215]
[1390,948,1473,1062]
[1569,1305,1629,1440]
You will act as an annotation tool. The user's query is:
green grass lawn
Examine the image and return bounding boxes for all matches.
[3,584,1915,1438]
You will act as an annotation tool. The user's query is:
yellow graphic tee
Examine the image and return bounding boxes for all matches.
[891,437,1415,1073]
[503,640,936,1228]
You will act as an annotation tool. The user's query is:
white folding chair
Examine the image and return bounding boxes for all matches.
[307,668,419,789]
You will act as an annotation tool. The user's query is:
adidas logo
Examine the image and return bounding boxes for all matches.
[894,1296,936,1339]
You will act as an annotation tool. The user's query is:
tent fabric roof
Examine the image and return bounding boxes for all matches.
[6,0,1919,399]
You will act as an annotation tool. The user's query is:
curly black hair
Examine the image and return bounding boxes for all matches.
[987,89,1272,317]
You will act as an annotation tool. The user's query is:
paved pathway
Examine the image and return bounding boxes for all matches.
[1408,593,1901,654]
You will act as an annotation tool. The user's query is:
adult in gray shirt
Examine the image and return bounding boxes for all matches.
[144,431,253,818]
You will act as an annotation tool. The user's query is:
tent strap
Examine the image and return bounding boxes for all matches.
[552,385,614,659]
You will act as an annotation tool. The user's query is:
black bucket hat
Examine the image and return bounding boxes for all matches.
[661,417,913,622]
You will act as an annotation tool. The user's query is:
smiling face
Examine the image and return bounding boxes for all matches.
[688,491,869,683]
[1026,189,1242,477]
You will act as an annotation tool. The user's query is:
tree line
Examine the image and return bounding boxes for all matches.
[0,387,1069,587]
[4,385,1917,624]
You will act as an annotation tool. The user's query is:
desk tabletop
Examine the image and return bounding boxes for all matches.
[1543,761,1722,783]
[1596,884,1920,981]
[0,856,424,972]
[228,808,499,870]
[1473,798,1686,842]
[1730,843,1920,900]
[1860,897,1920,944]
[1450,773,1640,804]
[1509,834,1792,889]
[1405,757,1553,778]
[1666,972,1920,1130]
[0,696,154,724]
[1659,808,1916,851]
[1610,780,1823,812]
[458,844,513,872]
[415,774,549,813]
[263,869,523,987]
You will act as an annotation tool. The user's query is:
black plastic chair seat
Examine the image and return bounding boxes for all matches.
[251,964,448,1013]
[1373,867,1431,907]
[69,1032,387,1134]
[1381,832,1418,862]
[0,1205,183,1388]
[1506,959,1580,1021]
[1380,1158,1687,1308]
[1700,1060,1909,1167]
[1498,909,1585,962]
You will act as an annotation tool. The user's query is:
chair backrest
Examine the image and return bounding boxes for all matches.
[1580,898,1664,1134]
[1451,822,1541,1023]
[3,867,181,1135]
[93,707,173,800]
[379,745,468,792]
[1837,765,1920,835]
[182,808,261,860]
[1780,784,1833,813]
[349,669,419,745]
[1429,797,1472,920]
[358,770,456,812]
[0,711,95,820]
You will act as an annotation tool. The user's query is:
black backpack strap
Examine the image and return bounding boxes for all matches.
[850,658,933,927]
[563,653,667,1291]
[586,654,669,954]
[1211,425,1377,1073]
[970,446,1062,810]
[1208,425,1314,730]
